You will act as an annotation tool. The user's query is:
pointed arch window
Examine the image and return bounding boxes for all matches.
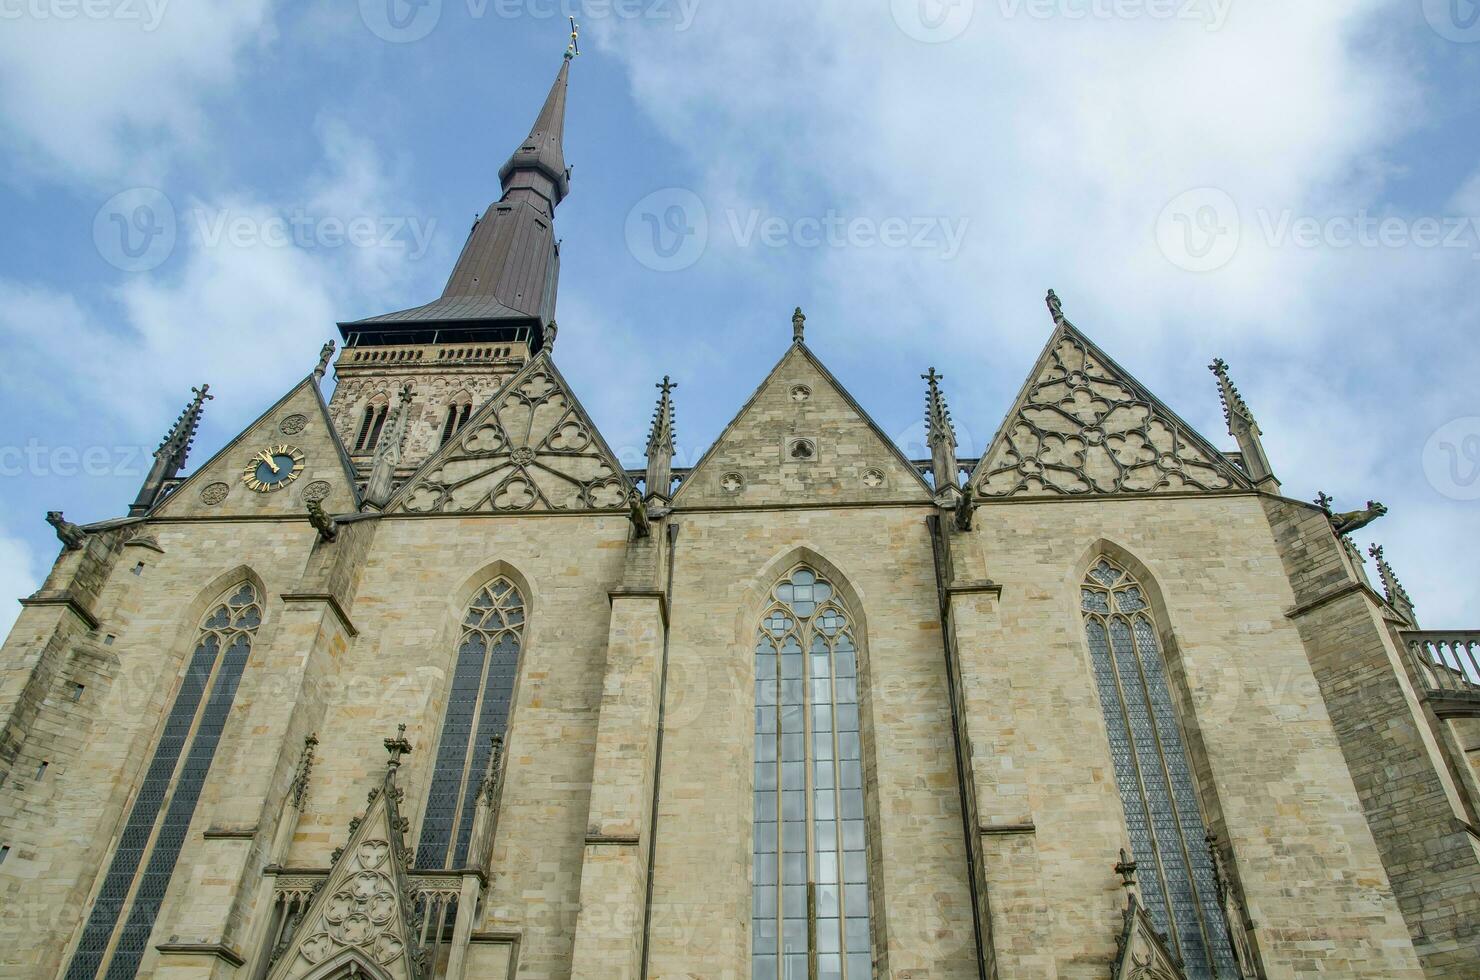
[66,584,262,980]
[416,579,525,869]
[440,400,473,447]
[752,566,874,980]
[356,402,389,453]
[1082,558,1239,978]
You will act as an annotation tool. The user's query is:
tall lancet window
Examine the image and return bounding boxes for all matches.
[1082,557,1239,978]
[416,578,525,869]
[66,584,262,980]
[752,566,874,980]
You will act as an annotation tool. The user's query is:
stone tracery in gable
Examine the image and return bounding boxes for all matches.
[976,333,1246,498]
[397,364,628,514]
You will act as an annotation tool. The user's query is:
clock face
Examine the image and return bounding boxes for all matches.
[241,444,306,493]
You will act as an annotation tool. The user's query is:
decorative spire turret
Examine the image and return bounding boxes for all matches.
[1209,358,1278,490]
[129,384,213,516]
[1369,544,1418,626]
[923,367,959,498]
[364,384,414,511]
[645,376,677,503]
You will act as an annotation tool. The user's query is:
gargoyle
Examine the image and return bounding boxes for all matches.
[628,489,651,539]
[306,500,338,543]
[953,489,976,533]
[1330,500,1387,536]
[46,511,87,551]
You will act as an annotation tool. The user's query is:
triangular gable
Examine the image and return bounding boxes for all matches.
[1113,896,1188,980]
[673,344,932,508]
[391,353,630,514]
[154,377,361,519]
[973,323,1249,499]
[267,766,423,980]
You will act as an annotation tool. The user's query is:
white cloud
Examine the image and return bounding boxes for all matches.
[0,121,428,434]
[592,2,1480,624]
[0,528,38,639]
[0,0,275,184]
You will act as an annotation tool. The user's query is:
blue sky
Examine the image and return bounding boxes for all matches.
[1,0,1478,636]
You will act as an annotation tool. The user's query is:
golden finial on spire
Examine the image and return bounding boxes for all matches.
[566,16,580,60]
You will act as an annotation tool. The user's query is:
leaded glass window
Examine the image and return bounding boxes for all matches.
[416,578,525,869]
[1082,558,1238,978]
[753,566,874,980]
[66,583,262,980]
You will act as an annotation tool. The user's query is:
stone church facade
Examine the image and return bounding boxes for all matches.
[2,44,1480,980]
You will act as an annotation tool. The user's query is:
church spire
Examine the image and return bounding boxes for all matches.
[340,32,578,351]
[1209,358,1278,490]
[645,376,677,503]
[129,384,212,516]
[496,49,573,217]
[923,367,960,497]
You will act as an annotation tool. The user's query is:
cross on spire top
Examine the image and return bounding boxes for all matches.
[566,16,580,59]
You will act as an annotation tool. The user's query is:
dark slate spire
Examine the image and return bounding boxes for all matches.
[129,385,212,516]
[497,55,571,217]
[341,45,576,350]
[1209,358,1278,490]
[645,376,677,503]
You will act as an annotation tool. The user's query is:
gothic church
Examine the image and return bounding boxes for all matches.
[2,41,1479,980]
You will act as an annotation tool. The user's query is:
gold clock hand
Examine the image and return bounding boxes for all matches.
[256,450,280,474]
